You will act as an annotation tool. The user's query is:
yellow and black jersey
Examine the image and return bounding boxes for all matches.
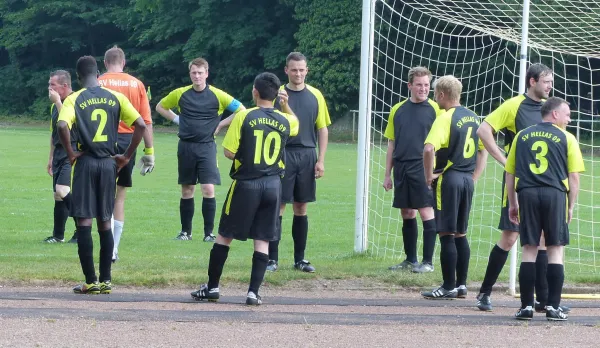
[222,107,299,180]
[484,94,543,153]
[384,98,444,162]
[50,102,77,149]
[159,84,242,143]
[425,106,484,173]
[505,122,585,192]
[275,84,330,148]
[57,86,141,158]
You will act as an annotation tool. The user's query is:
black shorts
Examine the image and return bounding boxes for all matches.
[70,155,118,221]
[52,147,71,189]
[218,175,281,241]
[177,140,221,185]
[393,159,433,209]
[433,170,474,234]
[518,187,569,247]
[498,172,519,232]
[281,147,317,204]
[116,133,137,188]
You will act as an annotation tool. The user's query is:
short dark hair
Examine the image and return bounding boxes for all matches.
[189,57,209,71]
[286,52,307,66]
[104,45,125,65]
[254,72,281,101]
[76,56,98,79]
[526,63,552,88]
[50,70,71,87]
[541,97,569,118]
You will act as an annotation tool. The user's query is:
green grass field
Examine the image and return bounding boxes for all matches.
[0,125,598,289]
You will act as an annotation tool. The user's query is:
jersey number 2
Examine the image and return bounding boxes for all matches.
[253,130,281,165]
[91,109,108,142]
[530,141,549,174]
[463,127,476,159]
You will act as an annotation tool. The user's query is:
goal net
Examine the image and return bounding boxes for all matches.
[362,0,600,283]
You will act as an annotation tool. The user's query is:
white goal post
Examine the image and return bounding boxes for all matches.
[356,0,600,293]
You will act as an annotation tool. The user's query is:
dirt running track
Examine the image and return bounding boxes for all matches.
[1,282,599,347]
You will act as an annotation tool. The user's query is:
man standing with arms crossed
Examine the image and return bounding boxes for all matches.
[505,97,584,321]
[266,52,331,273]
[44,70,77,244]
[57,56,146,294]
[98,46,155,262]
[384,67,443,273]
[475,63,568,313]
[156,58,245,242]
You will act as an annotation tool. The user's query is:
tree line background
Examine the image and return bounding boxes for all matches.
[0,0,361,122]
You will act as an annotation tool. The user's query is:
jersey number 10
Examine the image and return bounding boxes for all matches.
[253,130,281,165]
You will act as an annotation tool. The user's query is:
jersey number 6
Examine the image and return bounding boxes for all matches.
[253,130,281,165]
[463,127,476,159]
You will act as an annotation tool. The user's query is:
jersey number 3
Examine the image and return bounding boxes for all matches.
[530,140,549,174]
[91,109,108,142]
[253,130,281,165]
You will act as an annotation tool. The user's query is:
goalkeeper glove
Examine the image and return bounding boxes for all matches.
[139,147,155,176]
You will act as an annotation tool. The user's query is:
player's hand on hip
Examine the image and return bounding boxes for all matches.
[113,154,130,172]
[315,161,325,179]
[383,175,393,191]
[48,88,61,104]
[508,205,520,225]
[68,151,83,165]
[138,155,155,176]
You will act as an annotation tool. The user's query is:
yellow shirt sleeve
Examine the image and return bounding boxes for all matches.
[159,87,185,110]
[566,132,585,173]
[424,110,452,150]
[504,136,519,175]
[276,110,299,137]
[222,109,249,154]
[115,92,142,127]
[428,99,445,117]
[307,85,331,130]
[384,101,405,140]
[57,95,77,129]
[210,86,243,115]
[484,95,524,133]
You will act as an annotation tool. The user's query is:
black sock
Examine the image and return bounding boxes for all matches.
[76,226,96,284]
[98,229,114,282]
[422,219,436,264]
[292,215,308,264]
[53,200,69,240]
[518,262,536,308]
[535,250,549,305]
[207,243,230,290]
[455,236,471,286]
[180,198,195,235]
[402,218,418,263]
[440,235,457,290]
[479,245,509,296]
[202,197,216,237]
[268,216,282,261]
[547,263,565,309]
[249,251,269,295]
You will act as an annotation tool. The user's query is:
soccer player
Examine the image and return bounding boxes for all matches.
[505,97,584,321]
[383,67,443,273]
[44,70,77,244]
[56,56,146,294]
[475,63,568,312]
[420,75,488,299]
[191,72,298,305]
[156,58,245,242]
[98,46,154,262]
[266,52,331,273]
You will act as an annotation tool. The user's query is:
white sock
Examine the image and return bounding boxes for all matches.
[113,220,124,258]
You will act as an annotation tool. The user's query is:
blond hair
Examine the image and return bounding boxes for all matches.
[104,45,125,66]
[188,57,209,71]
[408,66,432,84]
[433,75,462,102]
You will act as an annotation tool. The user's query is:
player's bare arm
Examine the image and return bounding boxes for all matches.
[47,136,54,176]
[383,140,394,191]
[472,148,488,181]
[215,105,246,136]
[505,172,519,225]
[56,120,81,165]
[156,103,180,124]
[115,117,146,170]
[224,148,235,160]
[477,122,506,167]
[315,126,328,179]
[567,172,580,223]
[422,143,439,187]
